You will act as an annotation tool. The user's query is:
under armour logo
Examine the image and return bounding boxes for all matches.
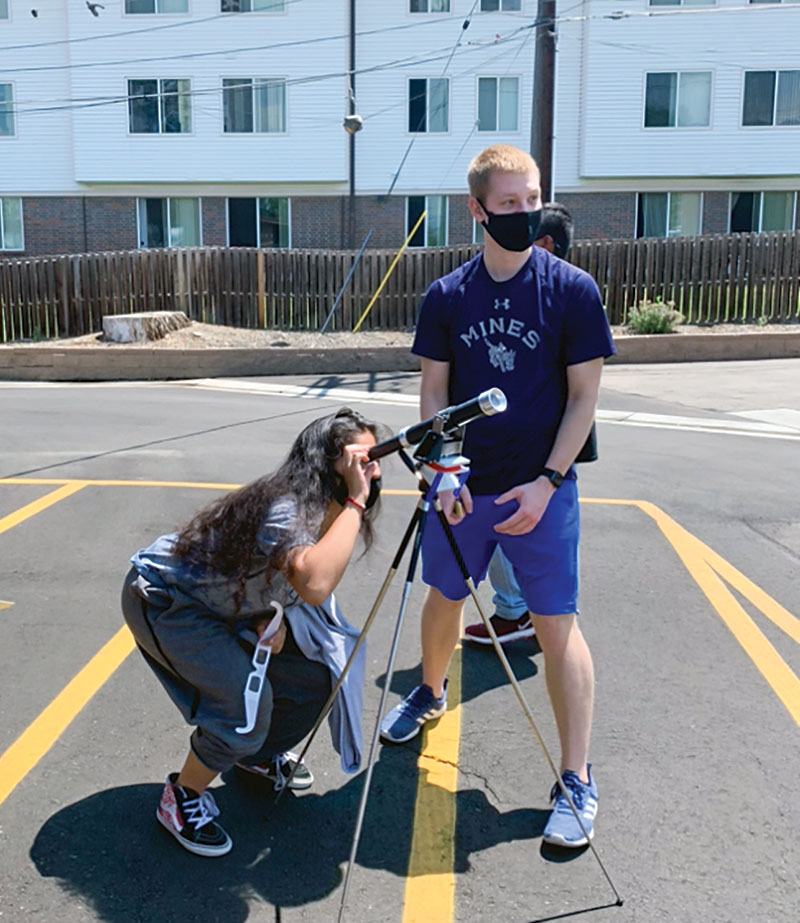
[493,298,510,311]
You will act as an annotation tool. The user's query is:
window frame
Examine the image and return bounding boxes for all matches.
[222,77,288,134]
[636,191,704,238]
[728,190,798,233]
[406,194,449,247]
[643,69,713,129]
[127,78,193,135]
[408,0,452,13]
[407,77,450,134]
[225,196,292,248]
[220,0,287,13]
[136,197,203,249]
[479,0,524,12]
[0,81,16,138]
[476,74,521,133]
[124,0,191,14]
[741,69,800,128]
[0,197,24,251]
[647,0,716,6]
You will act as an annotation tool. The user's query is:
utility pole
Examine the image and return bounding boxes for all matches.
[530,0,556,203]
[348,0,357,248]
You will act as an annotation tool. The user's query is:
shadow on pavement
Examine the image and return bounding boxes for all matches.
[379,637,540,705]
[31,747,544,922]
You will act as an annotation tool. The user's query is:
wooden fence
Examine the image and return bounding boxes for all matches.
[1,231,799,343]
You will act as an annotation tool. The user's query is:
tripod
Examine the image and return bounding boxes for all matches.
[273,428,624,920]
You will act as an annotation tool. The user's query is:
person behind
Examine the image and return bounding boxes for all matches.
[380,146,615,848]
[464,201,576,646]
[121,408,382,857]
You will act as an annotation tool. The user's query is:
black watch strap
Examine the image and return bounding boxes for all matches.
[541,467,564,489]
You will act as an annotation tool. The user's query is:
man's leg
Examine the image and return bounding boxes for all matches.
[464,547,535,645]
[529,612,593,782]
[421,587,465,699]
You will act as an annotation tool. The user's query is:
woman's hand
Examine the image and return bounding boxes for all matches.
[337,442,381,506]
[253,616,286,655]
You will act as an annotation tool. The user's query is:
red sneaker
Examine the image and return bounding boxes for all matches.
[464,613,535,646]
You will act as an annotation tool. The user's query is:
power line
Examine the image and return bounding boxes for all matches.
[5,27,528,117]
[0,11,480,74]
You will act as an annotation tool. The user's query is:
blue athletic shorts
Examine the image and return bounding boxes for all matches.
[420,481,580,616]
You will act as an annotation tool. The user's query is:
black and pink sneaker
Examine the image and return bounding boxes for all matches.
[156,773,232,857]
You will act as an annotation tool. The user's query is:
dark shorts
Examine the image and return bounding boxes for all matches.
[420,480,580,616]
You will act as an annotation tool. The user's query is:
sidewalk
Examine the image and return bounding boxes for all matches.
[2,329,800,381]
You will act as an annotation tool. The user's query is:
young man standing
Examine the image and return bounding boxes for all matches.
[380,146,615,847]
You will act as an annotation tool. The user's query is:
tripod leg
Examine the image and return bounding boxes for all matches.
[270,501,426,806]
[433,502,624,906]
[337,495,432,923]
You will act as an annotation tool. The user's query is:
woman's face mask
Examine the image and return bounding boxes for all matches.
[478,200,542,253]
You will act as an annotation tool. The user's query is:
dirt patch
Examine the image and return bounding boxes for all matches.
[8,320,799,350]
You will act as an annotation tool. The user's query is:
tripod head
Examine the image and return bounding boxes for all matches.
[367,388,507,461]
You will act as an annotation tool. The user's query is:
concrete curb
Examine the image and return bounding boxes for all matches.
[1,331,799,381]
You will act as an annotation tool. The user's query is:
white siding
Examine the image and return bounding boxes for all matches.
[556,0,800,190]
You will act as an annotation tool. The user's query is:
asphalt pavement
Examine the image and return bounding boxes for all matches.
[0,359,798,923]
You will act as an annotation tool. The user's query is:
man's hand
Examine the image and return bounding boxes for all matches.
[493,478,554,535]
[440,483,473,525]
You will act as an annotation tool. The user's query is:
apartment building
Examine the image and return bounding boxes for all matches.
[0,1,798,256]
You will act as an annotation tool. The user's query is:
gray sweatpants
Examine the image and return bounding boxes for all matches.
[121,567,331,774]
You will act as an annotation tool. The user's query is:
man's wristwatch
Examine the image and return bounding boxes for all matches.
[540,467,564,489]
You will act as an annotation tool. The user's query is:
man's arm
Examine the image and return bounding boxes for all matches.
[419,357,450,419]
[494,357,603,535]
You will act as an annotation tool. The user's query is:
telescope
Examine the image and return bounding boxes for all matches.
[368,388,507,461]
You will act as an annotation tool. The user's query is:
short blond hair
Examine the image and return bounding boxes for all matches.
[467,144,539,201]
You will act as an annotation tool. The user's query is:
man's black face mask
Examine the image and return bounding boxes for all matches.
[332,474,381,510]
[478,201,543,252]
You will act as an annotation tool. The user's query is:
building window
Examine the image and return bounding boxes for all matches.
[0,83,14,136]
[407,195,448,247]
[743,70,800,126]
[410,1,450,11]
[649,0,714,6]
[749,1,800,4]
[644,72,711,127]
[0,1,9,19]
[730,191,797,232]
[125,1,189,12]
[473,219,485,244]
[477,76,519,131]
[480,1,522,10]
[227,198,290,248]
[221,1,285,11]
[137,198,201,248]
[408,78,449,133]
[637,192,702,238]
[128,79,192,134]
[223,78,286,133]
[0,198,23,250]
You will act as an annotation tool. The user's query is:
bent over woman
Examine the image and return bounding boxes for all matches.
[121,408,382,857]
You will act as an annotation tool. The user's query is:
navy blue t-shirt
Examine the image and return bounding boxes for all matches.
[412,248,616,495]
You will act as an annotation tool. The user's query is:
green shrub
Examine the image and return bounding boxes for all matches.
[626,299,684,334]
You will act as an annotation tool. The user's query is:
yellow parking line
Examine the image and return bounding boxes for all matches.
[637,501,799,724]
[0,626,135,806]
[403,637,463,923]
[0,478,418,496]
[0,482,88,535]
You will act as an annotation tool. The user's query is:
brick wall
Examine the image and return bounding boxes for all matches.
[702,192,730,234]
[21,198,87,256]
[447,194,474,245]
[85,198,137,253]
[201,197,227,247]
[555,192,636,240]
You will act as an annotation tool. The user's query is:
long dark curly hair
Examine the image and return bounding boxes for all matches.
[173,407,382,612]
